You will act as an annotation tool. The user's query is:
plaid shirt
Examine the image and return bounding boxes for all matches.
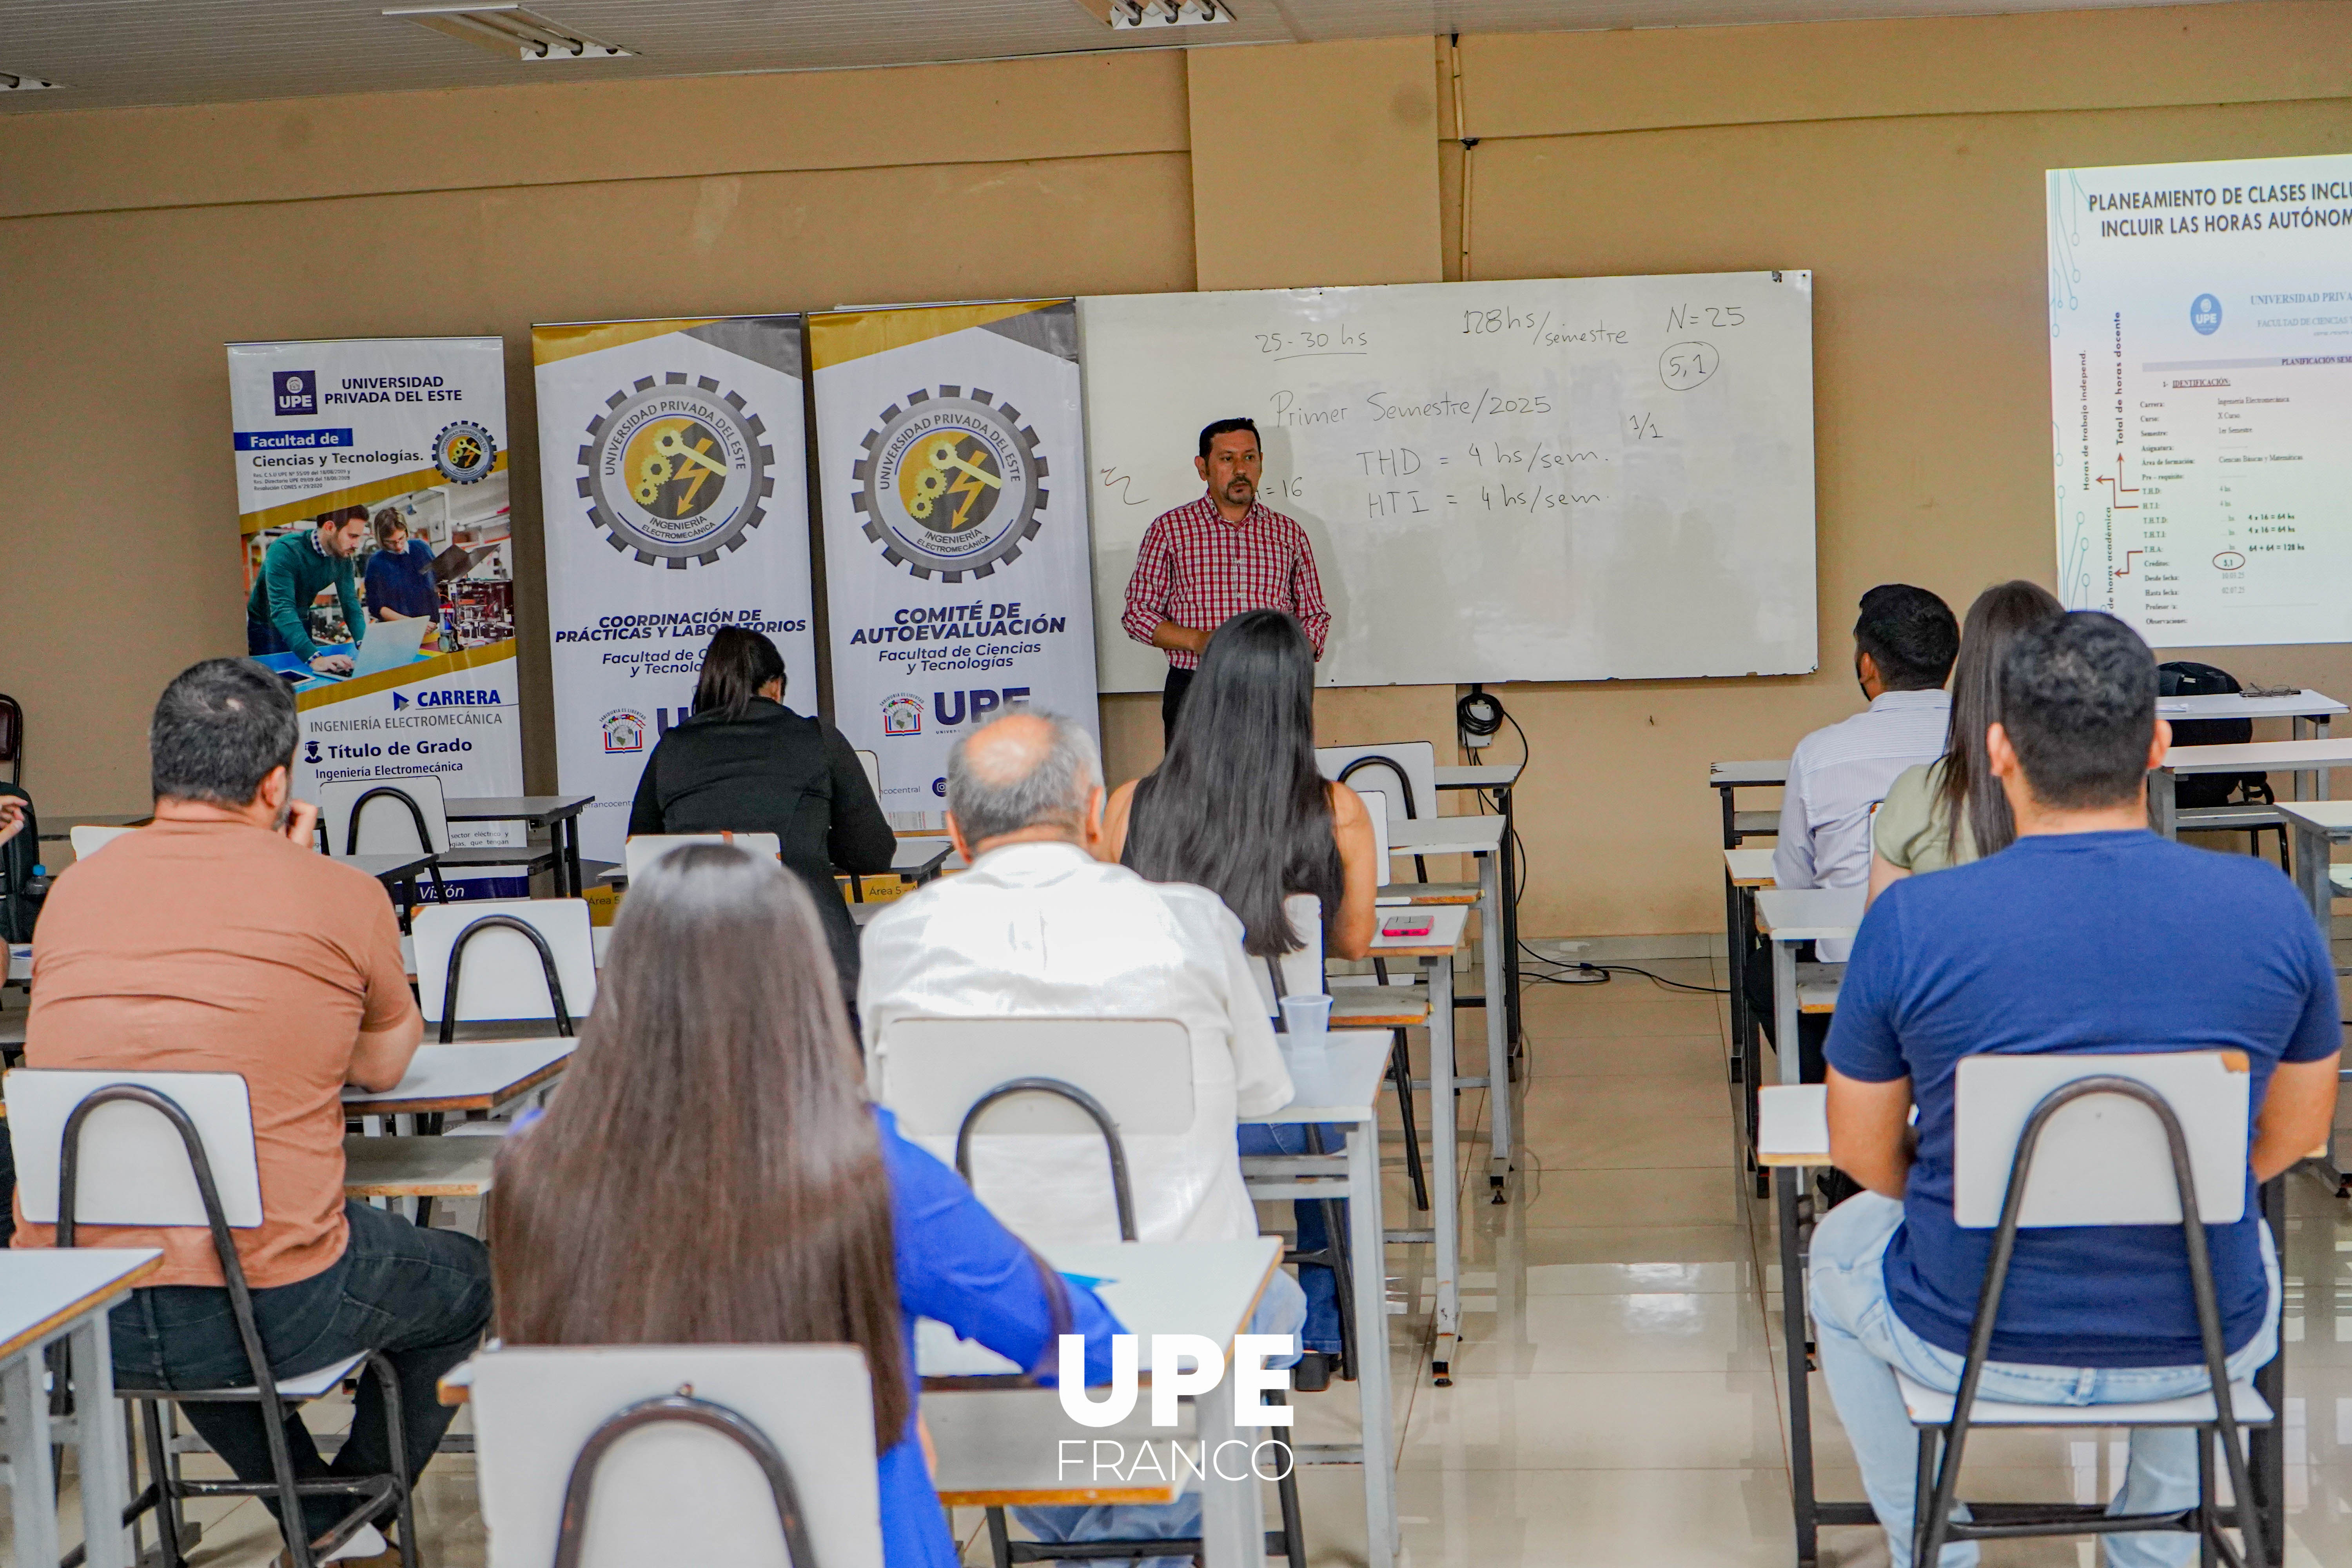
[1120,494,1330,671]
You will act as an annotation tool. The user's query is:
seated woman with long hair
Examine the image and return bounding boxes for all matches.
[627,625,897,1007]
[487,844,1122,1568]
[1102,608,1377,961]
[1867,579,2065,903]
[1098,607,1375,1386]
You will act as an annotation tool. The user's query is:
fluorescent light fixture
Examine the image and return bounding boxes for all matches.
[0,71,65,91]
[1070,0,1234,27]
[383,4,633,60]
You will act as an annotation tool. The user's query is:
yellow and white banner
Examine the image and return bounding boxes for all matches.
[809,301,1099,830]
[532,317,817,862]
[228,337,525,871]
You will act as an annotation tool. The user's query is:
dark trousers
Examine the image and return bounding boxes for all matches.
[1740,935,1831,1084]
[246,614,292,658]
[1160,667,1194,745]
[107,1200,493,1543]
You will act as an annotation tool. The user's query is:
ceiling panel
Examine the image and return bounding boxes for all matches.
[0,0,2237,115]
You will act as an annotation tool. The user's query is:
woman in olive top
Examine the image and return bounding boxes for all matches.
[1867,579,2063,902]
[628,626,896,1003]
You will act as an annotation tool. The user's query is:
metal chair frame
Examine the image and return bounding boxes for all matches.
[343,786,452,906]
[438,911,577,1043]
[1913,1075,2270,1568]
[955,1077,1306,1568]
[553,1393,819,1568]
[1335,755,1428,883]
[55,1084,415,1568]
[1259,953,1375,1375]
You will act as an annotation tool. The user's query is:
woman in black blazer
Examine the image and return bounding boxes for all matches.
[627,626,897,1002]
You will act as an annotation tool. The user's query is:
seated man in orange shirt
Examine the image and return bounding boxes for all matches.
[14,658,491,1566]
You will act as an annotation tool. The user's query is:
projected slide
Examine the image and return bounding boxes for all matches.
[2049,153,2352,646]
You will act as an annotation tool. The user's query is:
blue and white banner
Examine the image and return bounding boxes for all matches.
[226,336,525,864]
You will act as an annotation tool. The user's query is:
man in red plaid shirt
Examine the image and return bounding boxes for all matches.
[1122,417,1331,740]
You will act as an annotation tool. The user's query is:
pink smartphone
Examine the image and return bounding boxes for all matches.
[1381,913,1434,939]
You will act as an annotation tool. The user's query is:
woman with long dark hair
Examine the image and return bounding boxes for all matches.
[1099,608,1374,1386]
[627,624,896,1002]
[488,844,1121,1568]
[1868,579,2064,901]
[1103,608,1376,961]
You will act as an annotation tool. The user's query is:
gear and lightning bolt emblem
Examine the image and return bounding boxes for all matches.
[853,387,1046,581]
[577,372,773,568]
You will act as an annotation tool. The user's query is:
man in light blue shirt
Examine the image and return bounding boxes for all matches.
[1750,584,1957,1078]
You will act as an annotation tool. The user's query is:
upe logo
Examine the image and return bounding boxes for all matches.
[2191,293,2223,335]
[1054,1334,1296,1486]
[601,709,648,754]
[882,692,923,736]
[273,371,318,417]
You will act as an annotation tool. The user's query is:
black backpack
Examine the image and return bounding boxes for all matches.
[0,783,40,943]
[2158,661,2270,811]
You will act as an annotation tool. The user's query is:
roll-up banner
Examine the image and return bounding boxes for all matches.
[532,317,818,864]
[809,300,1100,831]
[227,337,528,883]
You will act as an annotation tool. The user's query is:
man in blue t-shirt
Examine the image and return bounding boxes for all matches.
[1814,611,2339,1568]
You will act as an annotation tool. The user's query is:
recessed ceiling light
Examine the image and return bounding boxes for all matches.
[0,71,65,91]
[383,5,633,60]
[1071,0,1234,28]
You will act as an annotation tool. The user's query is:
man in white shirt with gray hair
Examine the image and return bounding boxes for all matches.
[859,708,1305,1568]
[1753,583,1958,1078]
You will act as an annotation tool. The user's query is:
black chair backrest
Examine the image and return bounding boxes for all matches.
[344,785,436,857]
[955,1077,1137,1242]
[2157,661,2266,809]
[1336,754,1428,882]
[555,1394,819,1568]
[0,782,40,942]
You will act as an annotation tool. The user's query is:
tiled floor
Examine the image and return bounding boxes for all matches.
[11,954,2352,1566]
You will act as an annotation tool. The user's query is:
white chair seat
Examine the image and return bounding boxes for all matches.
[1895,1369,2272,1427]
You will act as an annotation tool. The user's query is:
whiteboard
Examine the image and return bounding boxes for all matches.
[1079,272,1818,691]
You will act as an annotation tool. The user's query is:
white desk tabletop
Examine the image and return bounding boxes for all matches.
[344,850,443,882]
[443,795,594,821]
[342,1038,573,1114]
[1755,886,1866,942]
[1386,816,1505,855]
[1247,1031,1389,1123]
[1368,904,1470,956]
[2159,689,2345,720]
[1757,1084,1829,1167]
[917,1237,1281,1379]
[0,1248,165,1360]
[2160,737,2352,774]
[8,944,27,983]
[893,839,955,875]
[1724,847,1776,886]
[1434,764,1521,789]
[1710,760,1788,786]
[2276,800,2352,836]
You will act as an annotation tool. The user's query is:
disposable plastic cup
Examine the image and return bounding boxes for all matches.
[1279,994,1335,1102]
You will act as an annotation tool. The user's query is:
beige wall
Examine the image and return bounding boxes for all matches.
[5,7,2350,931]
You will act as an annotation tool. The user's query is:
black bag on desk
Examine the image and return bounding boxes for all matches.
[0,783,39,942]
[2158,661,2271,810]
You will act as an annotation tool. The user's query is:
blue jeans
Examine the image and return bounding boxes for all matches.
[1015,1266,1307,1568]
[1809,1192,2279,1568]
[1235,1123,1345,1354]
[107,1200,493,1545]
